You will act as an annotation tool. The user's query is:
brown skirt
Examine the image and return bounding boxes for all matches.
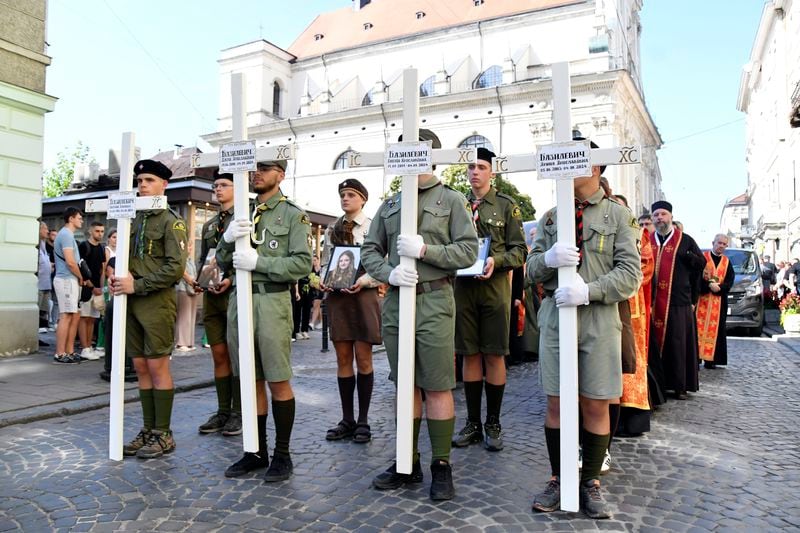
[327,288,382,345]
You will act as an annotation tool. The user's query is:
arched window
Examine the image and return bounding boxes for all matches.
[473,65,502,89]
[272,81,281,116]
[333,150,355,170]
[459,135,494,152]
[419,75,435,97]
[362,89,374,107]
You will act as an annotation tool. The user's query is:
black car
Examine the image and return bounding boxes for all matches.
[708,248,764,336]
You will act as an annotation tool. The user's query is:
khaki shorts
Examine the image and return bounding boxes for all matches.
[227,290,293,383]
[538,297,622,400]
[80,299,100,318]
[454,274,511,356]
[203,291,229,346]
[127,289,177,359]
[382,284,456,392]
[53,277,80,314]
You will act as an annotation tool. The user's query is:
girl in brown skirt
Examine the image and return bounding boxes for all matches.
[321,179,383,443]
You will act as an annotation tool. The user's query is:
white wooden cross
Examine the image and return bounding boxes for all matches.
[347,69,477,474]
[493,62,640,511]
[84,132,168,461]
[190,73,297,454]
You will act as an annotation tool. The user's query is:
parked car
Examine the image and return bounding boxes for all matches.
[712,248,764,336]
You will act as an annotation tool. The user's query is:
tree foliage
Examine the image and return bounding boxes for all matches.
[42,142,96,198]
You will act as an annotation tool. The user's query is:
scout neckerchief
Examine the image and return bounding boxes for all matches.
[134,213,151,259]
[695,251,729,361]
[650,227,683,353]
[574,198,591,268]
[215,209,230,247]
[471,199,482,224]
[331,216,356,246]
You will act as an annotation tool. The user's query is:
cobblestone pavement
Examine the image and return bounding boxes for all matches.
[1,336,798,531]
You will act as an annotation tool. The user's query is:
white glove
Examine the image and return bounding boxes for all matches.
[397,234,426,259]
[232,248,258,272]
[223,219,252,243]
[554,274,589,307]
[388,264,418,287]
[544,242,580,268]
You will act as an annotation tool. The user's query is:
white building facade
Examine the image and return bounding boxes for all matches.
[203,0,663,219]
[737,0,800,262]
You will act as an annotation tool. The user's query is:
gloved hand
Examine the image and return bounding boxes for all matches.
[232,248,258,272]
[544,242,580,268]
[388,264,418,287]
[554,274,589,307]
[223,219,252,243]
[397,234,426,259]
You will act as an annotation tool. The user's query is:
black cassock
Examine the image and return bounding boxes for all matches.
[699,252,735,365]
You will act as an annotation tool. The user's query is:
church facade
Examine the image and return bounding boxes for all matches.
[203,0,663,219]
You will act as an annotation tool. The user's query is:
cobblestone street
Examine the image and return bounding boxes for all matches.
[1,336,799,531]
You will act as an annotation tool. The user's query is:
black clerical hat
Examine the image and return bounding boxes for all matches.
[651,200,673,213]
[134,159,172,180]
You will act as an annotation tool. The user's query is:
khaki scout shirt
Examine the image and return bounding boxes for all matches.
[468,187,527,273]
[199,206,234,279]
[362,175,479,283]
[216,191,312,284]
[129,207,188,295]
[527,187,641,304]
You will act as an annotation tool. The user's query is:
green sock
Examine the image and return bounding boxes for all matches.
[215,375,232,414]
[272,398,295,456]
[544,426,560,477]
[413,418,422,463]
[427,417,455,463]
[580,430,611,483]
[153,389,175,432]
[140,389,155,429]
[231,376,242,413]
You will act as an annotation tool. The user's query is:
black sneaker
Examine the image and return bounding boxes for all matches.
[264,453,293,482]
[68,352,82,364]
[372,459,423,490]
[123,428,151,456]
[198,412,229,434]
[225,452,269,478]
[483,416,504,451]
[222,412,243,436]
[531,477,561,512]
[429,460,455,501]
[53,353,78,365]
[580,479,612,519]
[452,421,483,447]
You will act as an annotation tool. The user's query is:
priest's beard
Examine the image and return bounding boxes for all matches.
[655,220,672,236]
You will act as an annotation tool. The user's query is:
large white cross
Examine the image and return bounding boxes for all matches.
[84,132,168,461]
[348,69,477,474]
[493,62,640,511]
[190,73,297,454]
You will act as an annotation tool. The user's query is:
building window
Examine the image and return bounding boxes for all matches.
[334,150,355,170]
[416,11,426,19]
[419,75,435,97]
[459,135,494,152]
[363,22,373,30]
[589,34,609,54]
[362,89,374,106]
[473,65,502,89]
[314,33,324,41]
[272,81,281,116]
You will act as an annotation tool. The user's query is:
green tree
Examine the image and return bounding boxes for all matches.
[42,142,96,198]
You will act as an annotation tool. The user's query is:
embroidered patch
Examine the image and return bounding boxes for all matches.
[269,239,279,250]
[173,220,187,232]
[512,206,521,219]
[629,216,638,229]
[300,214,311,225]
[307,234,313,248]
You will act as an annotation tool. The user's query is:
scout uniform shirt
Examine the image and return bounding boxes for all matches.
[467,187,527,273]
[129,207,188,294]
[199,206,234,282]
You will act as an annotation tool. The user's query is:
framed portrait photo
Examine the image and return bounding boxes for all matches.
[457,236,492,277]
[324,245,362,290]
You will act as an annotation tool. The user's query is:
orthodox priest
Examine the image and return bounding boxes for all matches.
[649,201,706,400]
[695,234,735,369]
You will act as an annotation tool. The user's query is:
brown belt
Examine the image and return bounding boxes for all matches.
[416,277,451,295]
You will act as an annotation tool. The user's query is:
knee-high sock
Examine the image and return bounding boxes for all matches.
[581,430,611,483]
[231,376,242,413]
[153,389,175,432]
[257,414,268,456]
[356,372,374,424]
[338,376,356,423]
[140,389,155,430]
[272,398,295,456]
[608,403,620,451]
[464,380,483,423]
[545,426,560,477]
[428,417,455,463]
[215,375,232,414]
[485,382,505,421]
[413,418,421,463]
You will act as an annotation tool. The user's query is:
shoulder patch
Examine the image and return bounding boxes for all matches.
[511,205,521,219]
[173,220,187,232]
[465,200,471,215]
[629,216,639,229]
[300,213,311,225]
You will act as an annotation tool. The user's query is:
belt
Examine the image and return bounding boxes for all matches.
[416,277,451,295]
[252,282,290,294]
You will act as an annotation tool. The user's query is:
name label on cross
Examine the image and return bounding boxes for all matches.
[220,140,257,173]
[384,141,432,175]
[536,140,591,180]
[107,191,137,219]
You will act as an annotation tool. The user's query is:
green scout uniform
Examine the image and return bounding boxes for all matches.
[361,175,478,391]
[127,206,188,358]
[527,187,641,399]
[455,187,527,356]
[200,206,234,346]
[217,191,312,383]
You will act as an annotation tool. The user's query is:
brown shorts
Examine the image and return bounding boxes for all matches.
[327,288,382,344]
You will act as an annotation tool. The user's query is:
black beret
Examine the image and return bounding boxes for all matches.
[398,128,442,149]
[477,147,496,163]
[651,200,673,213]
[338,178,368,201]
[134,159,172,180]
[213,168,234,181]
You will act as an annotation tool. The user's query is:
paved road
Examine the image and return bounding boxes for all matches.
[1,336,799,531]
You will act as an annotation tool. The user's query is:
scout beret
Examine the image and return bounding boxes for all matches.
[651,200,673,213]
[213,169,234,181]
[338,178,368,202]
[477,147,496,163]
[257,160,287,171]
[398,128,442,149]
[134,159,172,180]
